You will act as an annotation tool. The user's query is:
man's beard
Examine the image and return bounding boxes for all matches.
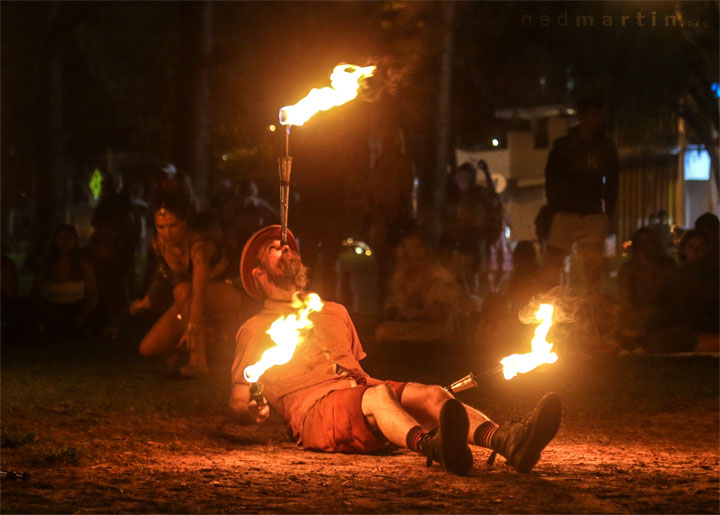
[265,249,308,292]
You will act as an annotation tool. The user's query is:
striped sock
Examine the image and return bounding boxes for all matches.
[474,421,499,449]
[405,425,428,452]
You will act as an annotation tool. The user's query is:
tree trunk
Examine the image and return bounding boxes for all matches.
[192,1,213,210]
[423,1,455,246]
[34,0,66,256]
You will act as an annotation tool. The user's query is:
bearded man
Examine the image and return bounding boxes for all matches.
[229,225,562,475]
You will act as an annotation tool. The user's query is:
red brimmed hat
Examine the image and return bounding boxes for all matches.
[239,225,299,300]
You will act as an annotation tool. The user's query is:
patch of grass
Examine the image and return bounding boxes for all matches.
[33,445,91,466]
[1,430,36,449]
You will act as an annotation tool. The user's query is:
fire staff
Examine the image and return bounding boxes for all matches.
[229,225,562,475]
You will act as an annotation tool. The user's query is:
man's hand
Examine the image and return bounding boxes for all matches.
[247,399,271,424]
[229,384,269,425]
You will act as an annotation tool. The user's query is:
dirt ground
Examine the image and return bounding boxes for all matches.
[1,337,719,513]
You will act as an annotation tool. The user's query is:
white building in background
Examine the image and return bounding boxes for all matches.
[456,104,719,246]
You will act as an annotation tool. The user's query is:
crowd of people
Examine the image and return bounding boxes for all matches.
[2,108,719,365]
[621,213,720,353]
[1,166,276,371]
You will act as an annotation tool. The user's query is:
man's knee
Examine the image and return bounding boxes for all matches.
[408,384,452,407]
[365,383,397,404]
[402,382,452,407]
[427,384,453,404]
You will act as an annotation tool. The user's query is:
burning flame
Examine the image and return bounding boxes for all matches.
[243,293,324,383]
[500,303,558,380]
[279,64,376,126]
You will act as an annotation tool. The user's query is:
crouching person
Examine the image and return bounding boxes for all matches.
[229,225,562,475]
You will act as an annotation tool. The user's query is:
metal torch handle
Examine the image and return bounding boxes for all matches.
[278,157,293,245]
[249,382,267,407]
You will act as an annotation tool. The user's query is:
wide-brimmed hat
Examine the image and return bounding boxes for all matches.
[239,225,298,300]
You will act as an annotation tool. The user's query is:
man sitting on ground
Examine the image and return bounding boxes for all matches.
[229,225,562,475]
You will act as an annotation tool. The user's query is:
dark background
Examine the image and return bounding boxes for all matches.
[2,1,718,260]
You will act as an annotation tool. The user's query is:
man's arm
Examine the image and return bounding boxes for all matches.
[544,139,567,209]
[228,383,270,425]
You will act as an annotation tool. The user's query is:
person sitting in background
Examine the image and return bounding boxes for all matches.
[648,210,673,256]
[375,232,474,344]
[441,162,501,295]
[677,229,709,265]
[88,226,130,339]
[31,224,98,336]
[616,227,676,350]
[91,172,139,306]
[694,212,719,265]
[649,225,719,353]
[130,180,244,376]
[690,213,720,351]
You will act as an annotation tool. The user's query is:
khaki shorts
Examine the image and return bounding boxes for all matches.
[301,380,407,453]
[547,212,609,254]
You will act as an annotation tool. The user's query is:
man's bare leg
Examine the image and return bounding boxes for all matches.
[360,384,422,448]
[361,384,473,475]
[399,382,494,443]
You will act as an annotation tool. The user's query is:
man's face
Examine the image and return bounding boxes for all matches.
[155,211,187,246]
[579,107,605,139]
[256,239,308,293]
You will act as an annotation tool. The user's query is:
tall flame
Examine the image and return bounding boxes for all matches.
[500,303,558,380]
[279,64,376,127]
[244,293,324,383]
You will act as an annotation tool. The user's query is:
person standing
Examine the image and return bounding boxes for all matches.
[542,96,619,295]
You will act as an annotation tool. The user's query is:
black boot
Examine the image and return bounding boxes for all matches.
[489,392,562,472]
[419,399,473,476]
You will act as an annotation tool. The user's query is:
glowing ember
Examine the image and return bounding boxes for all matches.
[501,303,558,380]
[244,293,324,383]
[279,64,376,126]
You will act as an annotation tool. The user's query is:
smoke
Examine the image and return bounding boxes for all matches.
[518,286,583,325]
[355,56,415,103]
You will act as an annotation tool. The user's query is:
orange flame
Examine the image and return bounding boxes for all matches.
[279,64,376,126]
[244,293,324,383]
[501,303,558,380]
